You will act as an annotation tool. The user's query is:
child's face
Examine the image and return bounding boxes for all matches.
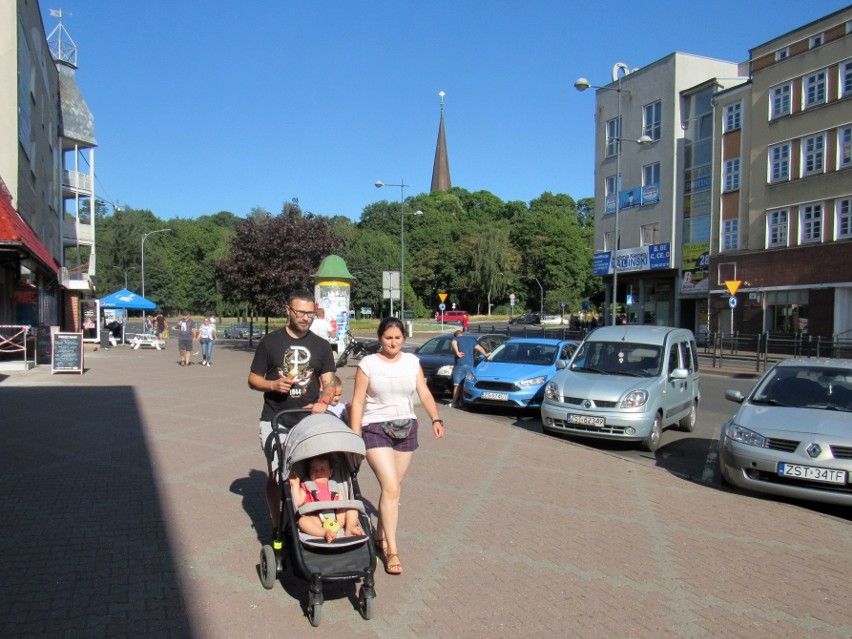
[308,458,332,482]
[331,391,342,406]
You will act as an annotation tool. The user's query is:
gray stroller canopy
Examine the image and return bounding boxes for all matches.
[283,414,366,476]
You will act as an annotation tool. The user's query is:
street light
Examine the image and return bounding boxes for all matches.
[575,63,653,325]
[375,180,421,318]
[111,265,137,289]
[533,277,544,314]
[141,228,171,321]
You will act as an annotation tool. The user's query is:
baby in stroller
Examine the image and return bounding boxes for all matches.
[289,454,364,543]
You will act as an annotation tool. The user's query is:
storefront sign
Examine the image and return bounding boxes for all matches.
[593,243,672,276]
[680,241,710,294]
[605,182,661,214]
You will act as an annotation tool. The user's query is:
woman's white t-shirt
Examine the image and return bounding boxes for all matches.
[357,352,420,426]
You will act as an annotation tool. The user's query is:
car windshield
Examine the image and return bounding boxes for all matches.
[490,342,558,366]
[417,336,453,356]
[751,367,852,410]
[570,342,662,377]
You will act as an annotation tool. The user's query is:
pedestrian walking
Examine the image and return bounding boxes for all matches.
[177,311,197,366]
[198,317,217,366]
[348,317,444,575]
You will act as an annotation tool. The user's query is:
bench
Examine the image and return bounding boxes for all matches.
[129,334,166,350]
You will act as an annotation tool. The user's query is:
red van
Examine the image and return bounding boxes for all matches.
[435,310,469,329]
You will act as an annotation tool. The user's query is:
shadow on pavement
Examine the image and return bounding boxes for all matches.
[0,387,194,637]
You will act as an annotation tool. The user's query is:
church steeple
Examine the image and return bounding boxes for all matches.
[430,91,452,192]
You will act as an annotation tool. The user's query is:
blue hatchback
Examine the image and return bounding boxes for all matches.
[462,338,578,410]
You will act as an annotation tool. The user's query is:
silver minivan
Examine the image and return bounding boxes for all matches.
[540,326,700,451]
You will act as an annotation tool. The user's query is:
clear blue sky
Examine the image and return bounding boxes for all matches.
[41,1,845,220]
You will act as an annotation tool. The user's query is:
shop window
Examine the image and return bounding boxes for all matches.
[766,290,809,334]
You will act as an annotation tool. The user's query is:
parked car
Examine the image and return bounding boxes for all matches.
[435,310,469,329]
[509,313,538,325]
[415,333,508,397]
[540,326,701,452]
[537,314,565,326]
[462,338,578,410]
[719,358,852,507]
[223,323,262,339]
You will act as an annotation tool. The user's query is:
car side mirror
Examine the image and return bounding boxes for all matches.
[725,389,745,403]
[670,368,688,380]
[556,360,567,370]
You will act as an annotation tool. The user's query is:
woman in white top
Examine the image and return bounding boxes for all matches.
[198,317,217,366]
[348,317,444,575]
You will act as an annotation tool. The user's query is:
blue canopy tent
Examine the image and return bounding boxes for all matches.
[98,289,157,344]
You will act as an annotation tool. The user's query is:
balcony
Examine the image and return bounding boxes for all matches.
[62,169,92,196]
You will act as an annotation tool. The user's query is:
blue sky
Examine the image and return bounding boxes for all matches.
[41,1,845,220]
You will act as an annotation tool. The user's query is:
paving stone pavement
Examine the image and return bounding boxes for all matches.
[1,337,851,638]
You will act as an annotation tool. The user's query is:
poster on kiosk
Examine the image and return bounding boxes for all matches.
[312,255,355,352]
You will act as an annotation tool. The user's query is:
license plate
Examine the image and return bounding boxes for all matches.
[777,463,847,485]
[566,413,605,428]
[482,391,509,401]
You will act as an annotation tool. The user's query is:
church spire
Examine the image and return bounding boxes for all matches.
[430,91,451,192]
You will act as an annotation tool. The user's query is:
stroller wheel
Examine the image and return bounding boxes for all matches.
[259,545,277,590]
[308,603,322,627]
[358,587,374,620]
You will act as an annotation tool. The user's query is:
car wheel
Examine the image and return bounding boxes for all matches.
[679,401,697,432]
[640,413,663,452]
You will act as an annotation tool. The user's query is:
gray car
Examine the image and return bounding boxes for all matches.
[719,358,852,506]
[223,323,262,339]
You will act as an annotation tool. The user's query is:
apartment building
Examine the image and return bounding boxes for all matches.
[710,6,852,337]
[589,53,741,327]
[0,1,96,334]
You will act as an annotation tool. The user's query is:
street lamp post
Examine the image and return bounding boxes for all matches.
[111,265,137,289]
[575,63,652,326]
[375,181,421,319]
[141,228,171,322]
[533,277,544,314]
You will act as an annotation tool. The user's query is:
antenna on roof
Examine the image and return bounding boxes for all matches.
[46,8,78,67]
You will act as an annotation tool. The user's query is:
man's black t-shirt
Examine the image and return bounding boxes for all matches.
[250,328,336,422]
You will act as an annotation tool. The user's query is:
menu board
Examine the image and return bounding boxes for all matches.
[37,327,53,365]
[51,332,84,374]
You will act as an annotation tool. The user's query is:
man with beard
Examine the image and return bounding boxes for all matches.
[248,289,337,533]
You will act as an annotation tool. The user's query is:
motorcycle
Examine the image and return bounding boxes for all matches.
[335,330,380,367]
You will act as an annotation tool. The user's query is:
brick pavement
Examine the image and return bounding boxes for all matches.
[1,336,850,638]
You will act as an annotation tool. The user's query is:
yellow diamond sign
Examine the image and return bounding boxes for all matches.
[725,280,742,296]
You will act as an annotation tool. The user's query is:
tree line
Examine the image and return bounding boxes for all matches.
[90,187,601,319]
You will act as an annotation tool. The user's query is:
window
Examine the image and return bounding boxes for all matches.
[809,33,823,48]
[724,102,741,132]
[767,209,788,247]
[605,175,617,196]
[802,134,825,175]
[641,223,659,246]
[804,70,827,108]
[800,203,823,243]
[643,101,661,141]
[723,219,739,251]
[775,47,789,61]
[643,162,660,186]
[769,142,790,182]
[604,231,615,252]
[837,198,852,239]
[840,127,852,169]
[842,60,852,97]
[766,290,808,334]
[770,83,791,118]
[606,117,621,158]
[724,158,740,192]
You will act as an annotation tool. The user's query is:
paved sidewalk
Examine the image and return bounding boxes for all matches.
[1,338,850,638]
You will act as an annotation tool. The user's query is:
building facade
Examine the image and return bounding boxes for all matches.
[709,7,852,338]
[0,1,96,336]
[589,53,741,328]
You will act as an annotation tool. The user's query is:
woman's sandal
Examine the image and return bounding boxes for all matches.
[384,553,403,575]
[373,536,388,556]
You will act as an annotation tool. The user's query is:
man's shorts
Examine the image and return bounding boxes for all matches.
[452,363,472,386]
[179,338,193,352]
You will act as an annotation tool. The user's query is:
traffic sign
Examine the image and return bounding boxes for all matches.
[725,280,742,296]
[509,293,516,301]
[510,300,516,306]
[728,296,737,309]
[438,293,448,303]
[439,303,446,311]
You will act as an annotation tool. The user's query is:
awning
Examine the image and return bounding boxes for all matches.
[98,289,157,310]
[0,190,60,273]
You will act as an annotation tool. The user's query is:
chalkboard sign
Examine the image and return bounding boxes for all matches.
[36,327,53,365]
[51,332,84,374]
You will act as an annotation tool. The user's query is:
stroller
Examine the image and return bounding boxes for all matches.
[259,409,377,626]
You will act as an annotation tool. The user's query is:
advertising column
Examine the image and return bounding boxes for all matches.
[312,255,356,353]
